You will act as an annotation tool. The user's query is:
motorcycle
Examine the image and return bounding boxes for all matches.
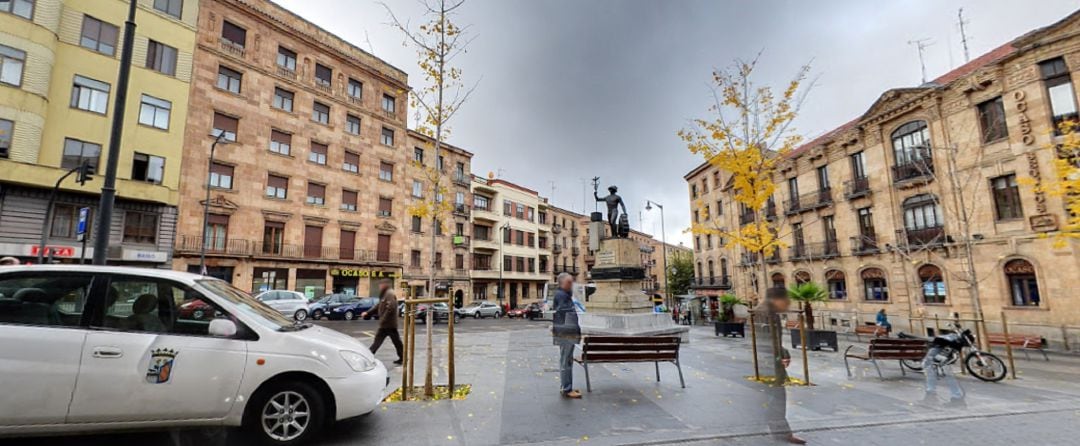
[897,322,1007,382]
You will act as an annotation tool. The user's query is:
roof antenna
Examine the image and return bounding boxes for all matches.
[958,8,972,63]
[908,38,934,84]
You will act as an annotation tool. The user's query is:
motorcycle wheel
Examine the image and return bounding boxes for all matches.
[965,351,1007,382]
[901,359,924,372]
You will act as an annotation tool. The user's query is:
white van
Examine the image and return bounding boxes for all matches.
[0,266,387,445]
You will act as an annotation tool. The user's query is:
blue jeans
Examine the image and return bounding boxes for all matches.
[559,341,575,393]
[924,347,964,399]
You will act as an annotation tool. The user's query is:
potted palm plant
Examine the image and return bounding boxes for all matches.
[786,282,838,351]
[714,294,746,337]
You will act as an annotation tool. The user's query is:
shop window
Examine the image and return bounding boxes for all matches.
[862,268,888,301]
[826,270,846,300]
[918,264,946,304]
[1004,259,1040,307]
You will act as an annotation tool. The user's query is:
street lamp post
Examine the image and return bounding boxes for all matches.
[645,200,669,307]
[198,131,230,275]
[498,222,510,309]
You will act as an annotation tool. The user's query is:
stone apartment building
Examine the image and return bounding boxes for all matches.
[0,0,199,267]
[469,175,550,308]
[401,130,473,304]
[547,204,585,279]
[171,0,412,297]
[685,10,1080,341]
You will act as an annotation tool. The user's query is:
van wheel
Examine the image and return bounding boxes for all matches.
[294,309,308,321]
[244,380,326,445]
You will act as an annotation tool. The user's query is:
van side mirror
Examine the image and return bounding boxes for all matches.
[209,319,237,337]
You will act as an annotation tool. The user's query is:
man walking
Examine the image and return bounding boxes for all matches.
[363,279,404,365]
[552,272,581,398]
[751,287,805,444]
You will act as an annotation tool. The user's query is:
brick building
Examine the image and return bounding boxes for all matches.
[171,0,411,297]
[685,10,1080,342]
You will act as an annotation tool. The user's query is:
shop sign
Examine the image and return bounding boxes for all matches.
[120,248,167,262]
[28,245,76,257]
[329,268,398,278]
[1013,90,1036,146]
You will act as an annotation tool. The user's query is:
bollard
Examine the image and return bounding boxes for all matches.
[799,313,810,386]
[401,302,411,401]
[1001,311,1017,380]
[448,297,455,392]
[749,312,760,380]
[1062,325,1070,352]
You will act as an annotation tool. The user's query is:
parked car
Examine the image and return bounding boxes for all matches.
[0,265,387,445]
[416,302,458,323]
[521,302,544,320]
[308,293,359,320]
[328,297,379,321]
[254,289,311,321]
[176,298,217,321]
[456,301,502,319]
[507,306,530,318]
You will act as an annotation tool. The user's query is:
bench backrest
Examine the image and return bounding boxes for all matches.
[784,320,799,329]
[868,338,927,359]
[986,333,1044,347]
[581,336,680,362]
[855,325,885,334]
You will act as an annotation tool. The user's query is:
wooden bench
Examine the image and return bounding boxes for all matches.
[844,338,927,379]
[986,333,1049,361]
[575,336,685,392]
[853,324,888,341]
[784,319,799,329]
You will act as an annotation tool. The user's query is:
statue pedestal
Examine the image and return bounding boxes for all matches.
[580,238,690,342]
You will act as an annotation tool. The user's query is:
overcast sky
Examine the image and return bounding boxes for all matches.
[277,0,1078,246]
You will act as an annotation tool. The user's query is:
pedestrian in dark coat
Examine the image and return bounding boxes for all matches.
[363,279,404,365]
[751,287,804,444]
[552,272,581,398]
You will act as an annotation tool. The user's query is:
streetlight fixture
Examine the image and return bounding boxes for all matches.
[198,130,231,275]
[645,200,670,307]
[497,221,511,309]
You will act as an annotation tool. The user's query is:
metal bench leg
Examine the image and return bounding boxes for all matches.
[654,361,660,382]
[675,359,685,388]
[899,360,906,376]
[1022,348,1030,361]
[871,359,883,379]
[1041,348,1049,361]
[583,361,592,392]
[844,355,852,378]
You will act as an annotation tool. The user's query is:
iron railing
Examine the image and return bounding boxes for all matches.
[892,154,934,183]
[850,234,880,255]
[784,188,833,215]
[844,177,871,199]
[175,235,403,264]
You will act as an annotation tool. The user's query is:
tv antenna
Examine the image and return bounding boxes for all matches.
[957,8,972,63]
[908,38,934,84]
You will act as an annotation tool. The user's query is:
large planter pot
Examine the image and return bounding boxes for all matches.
[714,321,745,338]
[789,328,839,351]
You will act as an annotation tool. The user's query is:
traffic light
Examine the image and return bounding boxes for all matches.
[75,161,92,185]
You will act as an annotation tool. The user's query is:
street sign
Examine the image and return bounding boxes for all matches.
[76,207,90,241]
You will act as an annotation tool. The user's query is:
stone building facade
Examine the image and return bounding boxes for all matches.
[547,204,585,279]
[685,10,1080,342]
[171,0,411,297]
[0,0,199,266]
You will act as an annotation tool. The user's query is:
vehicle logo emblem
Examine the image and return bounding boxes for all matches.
[146,348,178,384]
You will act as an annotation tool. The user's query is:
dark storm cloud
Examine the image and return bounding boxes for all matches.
[276,0,1078,245]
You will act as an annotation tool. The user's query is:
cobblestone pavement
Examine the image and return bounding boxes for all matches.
[9,320,1080,446]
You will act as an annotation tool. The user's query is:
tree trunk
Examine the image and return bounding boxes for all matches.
[804,302,815,330]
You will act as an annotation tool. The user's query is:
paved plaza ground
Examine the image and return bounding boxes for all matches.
[11,318,1080,445]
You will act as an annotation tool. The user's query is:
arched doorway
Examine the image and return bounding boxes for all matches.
[771,272,786,289]
[454,289,464,308]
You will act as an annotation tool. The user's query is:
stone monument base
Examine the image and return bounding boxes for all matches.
[579,313,690,343]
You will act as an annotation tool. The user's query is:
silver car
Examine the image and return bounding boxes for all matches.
[254,290,311,321]
[457,301,503,319]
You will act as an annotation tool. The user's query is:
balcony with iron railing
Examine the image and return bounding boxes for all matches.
[789,240,840,261]
[452,172,470,186]
[898,226,946,247]
[765,202,777,221]
[892,152,934,184]
[218,37,245,58]
[765,250,782,264]
[572,247,581,256]
[571,227,579,237]
[691,276,732,289]
[453,204,470,217]
[452,234,470,248]
[739,252,759,266]
[844,177,871,200]
[739,211,756,226]
[275,65,297,80]
[784,188,833,215]
[554,265,580,275]
[552,244,563,255]
[850,234,879,256]
[176,235,403,264]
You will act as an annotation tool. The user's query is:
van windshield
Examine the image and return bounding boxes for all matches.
[197,279,295,331]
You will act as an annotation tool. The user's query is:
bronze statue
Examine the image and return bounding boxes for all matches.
[593,178,628,238]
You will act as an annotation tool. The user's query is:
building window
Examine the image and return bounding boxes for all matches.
[209,162,232,189]
[411,215,422,233]
[347,78,363,100]
[891,120,931,165]
[902,194,941,231]
[991,174,1022,220]
[122,211,158,244]
[70,75,110,114]
[851,151,866,179]
[269,129,291,155]
[794,270,811,285]
[437,155,445,171]
[690,184,697,198]
[379,162,393,181]
[862,268,888,301]
[817,165,830,191]
[61,138,100,172]
[146,40,177,76]
[273,87,294,111]
[204,214,228,250]
[266,174,288,199]
[455,254,465,270]
[412,180,423,198]
[262,221,285,255]
[221,20,246,48]
[977,96,1008,143]
[80,16,118,56]
[343,151,359,173]
[276,46,296,71]
[308,141,327,165]
[473,195,489,211]
[131,152,164,183]
[918,264,946,304]
[314,63,332,87]
[787,177,799,201]
[1,0,34,19]
[411,250,422,268]
[137,94,171,130]
[1004,259,1040,307]
[341,189,357,211]
[414,147,424,164]
[303,226,322,259]
[0,118,12,158]
[212,113,238,142]
[152,0,182,19]
[770,272,785,289]
[1040,57,1078,130]
[382,94,395,113]
[306,182,325,205]
[339,229,355,259]
[381,127,394,146]
[345,114,361,135]
[311,101,329,124]
[378,197,392,217]
[50,204,90,238]
[826,270,846,300]
[0,44,25,87]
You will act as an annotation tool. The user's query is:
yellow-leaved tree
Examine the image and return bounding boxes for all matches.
[1026,121,1080,247]
[384,0,477,397]
[679,56,811,302]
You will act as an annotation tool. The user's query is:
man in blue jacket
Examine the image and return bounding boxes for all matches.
[552,272,581,398]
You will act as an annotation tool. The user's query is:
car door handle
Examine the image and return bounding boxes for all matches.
[92,346,124,359]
